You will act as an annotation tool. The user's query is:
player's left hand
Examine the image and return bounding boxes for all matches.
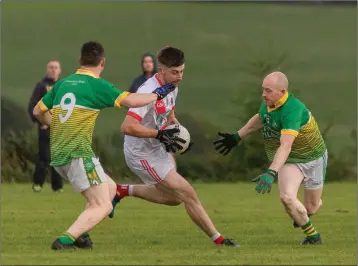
[180,141,193,155]
[156,127,186,153]
[252,169,278,194]
[152,83,176,100]
[213,132,242,156]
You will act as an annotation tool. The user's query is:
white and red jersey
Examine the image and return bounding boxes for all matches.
[124,74,178,157]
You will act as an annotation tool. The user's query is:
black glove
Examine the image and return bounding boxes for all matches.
[180,141,194,155]
[213,132,242,156]
[152,83,176,100]
[156,127,186,153]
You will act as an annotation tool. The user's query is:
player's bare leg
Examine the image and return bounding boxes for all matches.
[278,164,307,225]
[293,188,322,228]
[278,164,322,244]
[70,202,94,249]
[304,188,323,216]
[106,174,118,201]
[111,169,238,247]
[71,174,117,249]
[158,170,219,235]
[131,184,182,205]
[52,183,114,250]
[108,184,182,218]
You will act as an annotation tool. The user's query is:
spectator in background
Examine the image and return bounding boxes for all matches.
[28,60,64,193]
[129,52,158,93]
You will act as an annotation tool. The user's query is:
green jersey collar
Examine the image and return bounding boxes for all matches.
[267,91,289,112]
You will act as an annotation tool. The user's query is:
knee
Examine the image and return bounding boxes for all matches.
[305,199,322,215]
[90,200,113,216]
[178,185,198,204]
[280,193,295,207]
[103,201,114,216]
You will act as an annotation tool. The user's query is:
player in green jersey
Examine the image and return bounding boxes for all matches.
[33,41,179,250]
[213,72,327,245]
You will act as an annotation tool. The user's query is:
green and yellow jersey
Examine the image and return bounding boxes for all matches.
[38,69,129,166]
[258,92,326,163]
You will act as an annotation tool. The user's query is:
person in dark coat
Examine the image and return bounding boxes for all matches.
[128,52,158,93]
[28,60,64,193]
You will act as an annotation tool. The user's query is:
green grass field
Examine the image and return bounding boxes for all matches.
[1,183,356,265]
[1,2,356,152]
[1,3,356,264]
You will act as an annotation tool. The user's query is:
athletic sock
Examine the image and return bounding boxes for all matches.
[116,184,133,198]
[301,220,319,239]
[211,232,225,244]
[58,232,76,244]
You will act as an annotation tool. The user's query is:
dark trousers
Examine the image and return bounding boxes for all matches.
[33,127,63,190]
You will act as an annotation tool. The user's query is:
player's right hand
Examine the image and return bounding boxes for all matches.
[156,127,186,153]
[213,132,242,156]
[152,83,176,100]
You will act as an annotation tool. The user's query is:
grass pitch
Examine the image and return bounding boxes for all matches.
[1,182,356,265]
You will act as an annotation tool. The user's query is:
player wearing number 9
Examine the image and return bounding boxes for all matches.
[32,41,176,250]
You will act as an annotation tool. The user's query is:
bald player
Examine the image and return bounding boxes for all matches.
[213,72,327,245]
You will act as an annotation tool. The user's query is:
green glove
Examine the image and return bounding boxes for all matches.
[252,169,278,194]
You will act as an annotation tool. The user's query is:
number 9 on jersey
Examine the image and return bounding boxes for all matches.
[59,93,76,123]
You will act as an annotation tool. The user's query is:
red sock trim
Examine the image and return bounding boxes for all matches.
[213,235,225,245]
[116,184,129,198]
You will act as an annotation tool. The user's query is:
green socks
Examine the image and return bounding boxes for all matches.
[58,232,76,244]
[58,232,90,244]
[81,232,90,238]
[301,220,319,239]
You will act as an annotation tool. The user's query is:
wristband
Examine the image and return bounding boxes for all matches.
[267,169,278,179]
[234,132,242,142]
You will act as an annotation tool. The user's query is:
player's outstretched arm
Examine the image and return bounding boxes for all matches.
[120,83,176,108]
[238,114,263,139]
[33,102,52,126]
[120,93,158,108]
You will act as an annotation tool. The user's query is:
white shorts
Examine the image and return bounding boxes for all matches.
[54,157,107,193]
[294,150,328,190]
[125,153,175,185]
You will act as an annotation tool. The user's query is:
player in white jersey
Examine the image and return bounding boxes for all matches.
[124,73,178,161]
[110,46,237,247]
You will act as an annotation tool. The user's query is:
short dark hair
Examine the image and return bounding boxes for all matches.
[80,41,105,67]
[157,46,185,68]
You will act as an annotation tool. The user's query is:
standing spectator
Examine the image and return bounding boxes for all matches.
[129,52,158,93]
[28,60,64,193]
